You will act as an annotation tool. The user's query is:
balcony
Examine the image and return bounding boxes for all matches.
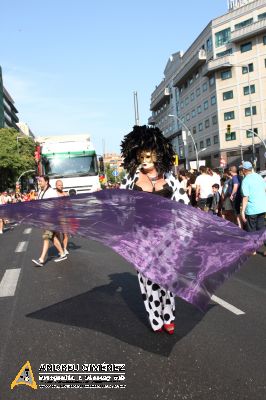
[203,55,233,76]
[150,87,170,111]
[231,18,266,42]
[173,49,206,88]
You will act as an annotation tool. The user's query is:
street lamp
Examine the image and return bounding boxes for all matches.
[16,169,35,186]
[168,114,200,171]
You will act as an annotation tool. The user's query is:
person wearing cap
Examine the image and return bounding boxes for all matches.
[240,161,266,244]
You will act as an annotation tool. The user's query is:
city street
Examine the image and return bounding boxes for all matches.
[0,222,266,400]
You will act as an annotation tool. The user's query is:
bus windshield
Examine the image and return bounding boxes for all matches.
[42,154,98,178]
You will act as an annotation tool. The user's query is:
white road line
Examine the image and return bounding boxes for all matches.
[211,295,245,315]
[15,241,28,253]
[0,269,21,297]
[23,228,32,234]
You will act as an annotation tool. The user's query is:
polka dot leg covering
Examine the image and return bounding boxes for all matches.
[137,272,175,331]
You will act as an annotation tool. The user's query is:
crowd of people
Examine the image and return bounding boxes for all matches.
[0,124,265,336]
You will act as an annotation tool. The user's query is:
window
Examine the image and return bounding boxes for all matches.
[221,69,232,80]
[213,135,219,144]
[235,18,253,30]
[189,77,193,85]
[190,92,195,101]
[197,105,202,114]
[243,84,255,95]
[180,101,184,109]
[209,76,215,86]
[224,111,235,120]
[196,87,201,97]
[215,28,231,47]
[245,106,257,116]
[205,119,210,128]
[200,141,204,149]
[263,36,266,45]
[204,100,209,110]
[216,48,233,58]
[242,63,254,74]
[199,123,203,132]
[192,109,196,118]
[195,71,199,79]
[223,90,233,100]
[211,95,216,105]
[179,146,184,157]
[258,12,266,21]
[206,37,213,52]
[186,113,190,121]
[240,42,252,53]
[185,97,189,105]
[226,132,236,141]
[246,127,258,138]
[212,115,217,125]
[206,138,211,147]
[192,126,197,134]
[202,82,207,92]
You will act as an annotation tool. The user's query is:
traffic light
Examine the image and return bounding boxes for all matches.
[227,124,231,134]
[174,154,179,166]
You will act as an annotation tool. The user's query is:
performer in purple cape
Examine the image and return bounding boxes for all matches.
[120,125,190,334]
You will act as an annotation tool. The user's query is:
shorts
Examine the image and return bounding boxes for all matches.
[232,198,241,215]
[42,230,55,240]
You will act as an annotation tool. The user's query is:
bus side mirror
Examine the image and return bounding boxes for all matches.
[98,157,104,173]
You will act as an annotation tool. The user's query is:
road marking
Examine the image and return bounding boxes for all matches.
[23,228,32,234]
[15,241,28,253]
[0,269,21,297]
[211,295,245,315]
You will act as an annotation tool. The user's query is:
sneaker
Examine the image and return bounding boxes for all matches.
[54,254,67,263]
[64,249,69,255]
[32,259,44,267]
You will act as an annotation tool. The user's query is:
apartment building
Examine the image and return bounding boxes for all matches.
[0,66,19,130]
[149,0,266,169]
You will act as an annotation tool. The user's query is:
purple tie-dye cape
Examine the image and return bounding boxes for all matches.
[0,190,265,310]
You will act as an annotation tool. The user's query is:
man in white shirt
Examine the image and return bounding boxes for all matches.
[32,175,67,267]
[195,166,214,211]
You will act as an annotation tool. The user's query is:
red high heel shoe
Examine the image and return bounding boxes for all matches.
[163,323,175,335]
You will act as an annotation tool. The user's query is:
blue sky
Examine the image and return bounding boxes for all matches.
[2,0,226,154]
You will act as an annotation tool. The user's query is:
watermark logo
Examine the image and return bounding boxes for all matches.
[10,360,38,390]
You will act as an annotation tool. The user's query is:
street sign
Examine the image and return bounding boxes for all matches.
[112,170,119,177]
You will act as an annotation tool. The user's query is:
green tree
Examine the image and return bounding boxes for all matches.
[0,128,35,191]
[104,163,125,184]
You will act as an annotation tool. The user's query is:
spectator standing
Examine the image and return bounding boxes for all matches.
[229,166,242,228]
[195,166,214,211]
[241,162,266,238]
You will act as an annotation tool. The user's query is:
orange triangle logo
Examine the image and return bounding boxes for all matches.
[10,361,38,390]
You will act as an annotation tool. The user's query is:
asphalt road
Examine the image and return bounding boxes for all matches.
[0,222,265,400]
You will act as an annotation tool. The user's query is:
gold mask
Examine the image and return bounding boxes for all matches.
[137,150,157,171]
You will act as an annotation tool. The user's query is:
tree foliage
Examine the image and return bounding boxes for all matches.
[104,163,125,184]
[0,128,35,190]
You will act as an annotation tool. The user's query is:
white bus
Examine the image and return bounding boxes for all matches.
[39,135,101,195]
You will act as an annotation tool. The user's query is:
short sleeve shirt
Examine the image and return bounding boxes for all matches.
[241,173,266,215]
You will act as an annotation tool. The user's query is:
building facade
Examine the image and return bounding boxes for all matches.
[0,67,19,130]
[149,0,266,170]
